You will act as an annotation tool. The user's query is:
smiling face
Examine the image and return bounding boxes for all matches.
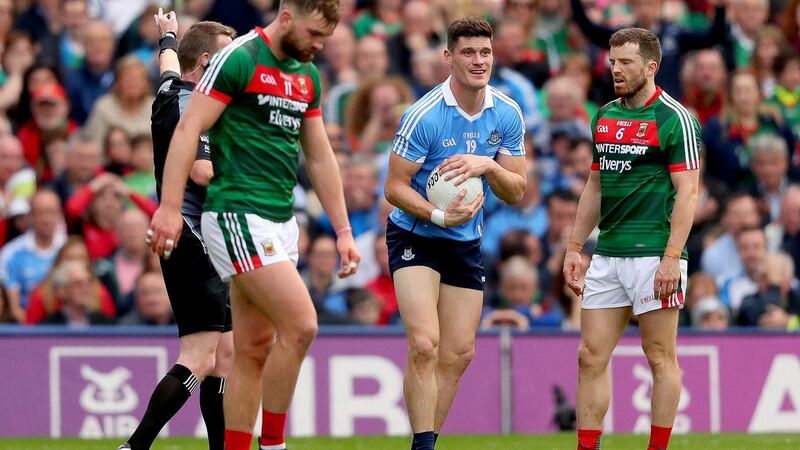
[445,36,493,91]
[609,42,654,98]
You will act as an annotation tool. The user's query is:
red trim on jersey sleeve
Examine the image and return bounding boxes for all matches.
[305,107,321,118]
[591,162,600,171]
[668,162,701,172]
[199,86,232,104]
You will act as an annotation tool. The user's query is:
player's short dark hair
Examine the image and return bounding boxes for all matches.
[547,188,579,207]
[280,0,341,25]
[773,48,800,76]
[609,27,662,67]
[446,16,493,51]
[734,225,765,242]
[178,21,237,72]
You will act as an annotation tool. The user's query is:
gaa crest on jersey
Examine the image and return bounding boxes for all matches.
[261,240,276,256]
[635,122,649,138]
[487,129,501,146]
[401,246,415,261]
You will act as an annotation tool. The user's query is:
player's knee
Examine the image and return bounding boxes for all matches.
[577,342,609,373]
[236,334,273,367]
[214,338,234,371]
[642,340,677,373]
[408,335,439,363]
[286,320,318,352]
[441,345,475,372]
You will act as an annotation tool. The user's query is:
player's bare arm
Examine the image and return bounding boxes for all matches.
[563,170,601,295]
[300,115,360,278]
[654,169,700,298]
[149,93,226,257]
[385,152,484,227]
[154,8,180,76]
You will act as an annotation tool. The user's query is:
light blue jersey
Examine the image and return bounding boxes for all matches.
[388,77,526,241]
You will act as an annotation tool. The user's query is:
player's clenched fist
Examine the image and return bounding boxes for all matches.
[563,250,584,296]
[148,206,183,259]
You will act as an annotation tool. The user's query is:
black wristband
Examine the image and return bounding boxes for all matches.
[159,32,177,54]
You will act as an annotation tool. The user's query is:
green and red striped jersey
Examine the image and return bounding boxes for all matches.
[195,27,322,222]
[590,87,700,258]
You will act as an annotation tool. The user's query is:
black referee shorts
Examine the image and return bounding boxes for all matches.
[160,222,231,337]
[386,219,485,291]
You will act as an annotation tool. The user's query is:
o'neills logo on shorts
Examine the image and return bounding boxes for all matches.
[639,294,657,304]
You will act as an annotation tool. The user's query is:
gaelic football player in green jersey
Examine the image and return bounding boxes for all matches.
[148,1,360,449]
[563,28,700,450]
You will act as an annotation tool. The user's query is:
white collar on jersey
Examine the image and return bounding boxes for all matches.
[442,76,495,121]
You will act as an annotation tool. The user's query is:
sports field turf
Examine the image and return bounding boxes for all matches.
[2,434,799,450]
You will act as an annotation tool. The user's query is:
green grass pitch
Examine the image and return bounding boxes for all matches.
[2,434,799,450]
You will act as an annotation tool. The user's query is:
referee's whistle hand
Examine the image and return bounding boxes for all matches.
[148,206,182,259]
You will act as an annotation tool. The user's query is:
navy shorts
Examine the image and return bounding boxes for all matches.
[386,219,484,291]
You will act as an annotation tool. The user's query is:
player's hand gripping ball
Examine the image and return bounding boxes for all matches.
[426,166,482,209]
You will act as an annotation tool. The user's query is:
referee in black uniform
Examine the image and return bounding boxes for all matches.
[120,10,236,450]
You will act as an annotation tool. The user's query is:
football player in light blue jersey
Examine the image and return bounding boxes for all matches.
[383,16,527,450]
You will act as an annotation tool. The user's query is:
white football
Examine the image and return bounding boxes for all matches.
[425,166,483,210]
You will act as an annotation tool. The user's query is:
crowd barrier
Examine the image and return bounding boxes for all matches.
[1,326,798,438]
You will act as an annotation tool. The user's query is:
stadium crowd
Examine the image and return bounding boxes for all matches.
[0,0,798,332]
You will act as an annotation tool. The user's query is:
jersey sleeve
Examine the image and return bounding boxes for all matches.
[590,111,600,171]
[392,109,432,163]
[665,112,701,172]
[498,105,526,157]
[195,46,250,104]
[305,63,322,118]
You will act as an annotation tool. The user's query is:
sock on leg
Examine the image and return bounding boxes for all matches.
[225,429,253,450]
[577,429,602,450]
[648,425,672,450]
[411,431,436,450]
[259,409,287,449]
[200,376,226,450]
[127,364,197,450]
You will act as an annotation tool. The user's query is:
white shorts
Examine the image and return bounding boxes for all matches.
[582,255,687,316]
[201,212,299,282]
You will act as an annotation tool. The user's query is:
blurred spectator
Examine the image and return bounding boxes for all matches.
[738,251,800,328]
[729,0,770,67]
[543,189,579,278]
[0,31,36,113]
[302,234,349,322]
[562,137,594,196]
[752,25,788,98]
[0,188,66,322]
[365,230,399,324]
[319,24,357,86]
[535,76,590,161]
[570,0,728,97]
[318,153,380,236]
[386,0,442,79]
[8,63,61,127]
[681,272,721,326]
[14,0,60,43]
[0,0,14,47]
[64,172,156,260]
[95,208,150,314]
[691,296,730,329]
[493,19,549,89]
[779,0,800,52]
[344,75,413,153]
[1,198,31,244]
[102,127,133,176]
[686,156,728,273]
[558,53,601,119]
[681,48,727,125]
[39,0,90,72]
[65,19,115,124]
[17,83,79,180]
[0,135,36,215]
[702,70,793,190]
[46,134,102,205]
[409,45,448,98]
[118,271,175,326]
[83,56,155,142]
[749,133,793,221]
[484,256,563,329]
[718,226,767,312]
[39,260,115,326]
[123,134,155,199]
[184,0,267,36]
[768,50,800,143]
[89,0,169,35]
[352,0,403,39]
[701,193,761,278]
[324,35,389,125]
[25,235,117,324]
[345,288,382,325]
[766,184,800,278]
[482,161,547,262]
[116,4,161,65]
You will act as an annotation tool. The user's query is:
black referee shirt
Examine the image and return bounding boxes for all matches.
[151,71,210,229]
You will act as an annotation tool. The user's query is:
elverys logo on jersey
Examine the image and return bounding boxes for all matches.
[244,65,314,131]
[593,118,660,173]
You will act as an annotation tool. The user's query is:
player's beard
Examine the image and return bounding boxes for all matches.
[615,69,648,99]
[280,28,315,62]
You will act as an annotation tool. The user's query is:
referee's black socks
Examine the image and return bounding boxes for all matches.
[200,376,226,450]
[127,364,197,450]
